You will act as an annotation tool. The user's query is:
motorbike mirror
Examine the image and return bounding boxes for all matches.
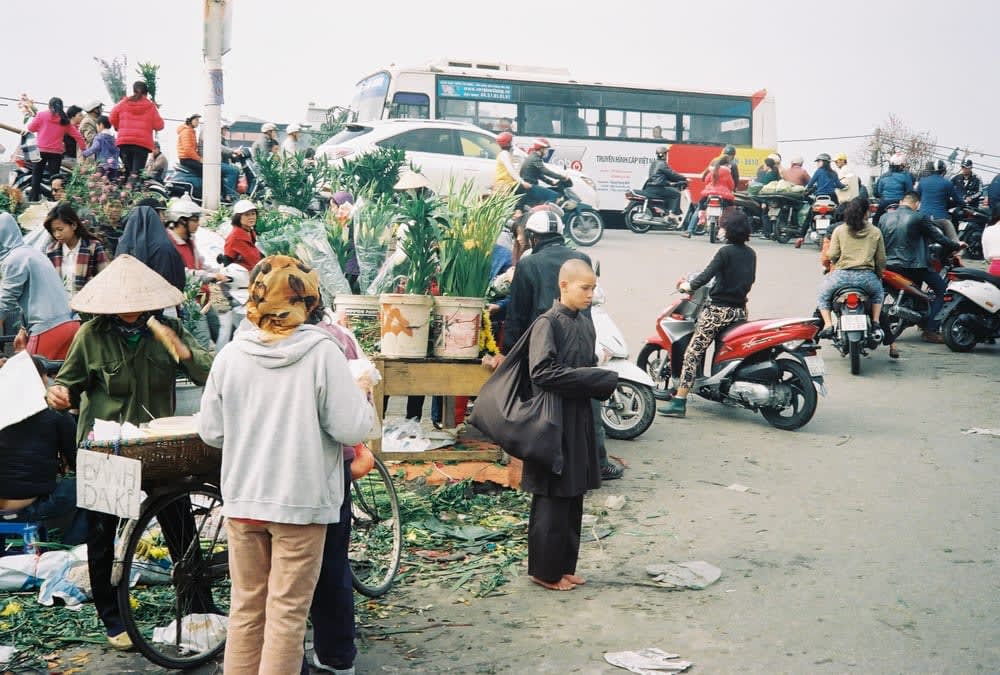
[594,261,601,277]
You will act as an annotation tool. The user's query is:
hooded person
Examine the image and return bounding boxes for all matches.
[45,254,215,650]
[115,205,186,291]
[0,213,79,359]
[198,255,374,674]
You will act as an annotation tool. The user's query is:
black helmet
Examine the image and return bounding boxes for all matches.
[935,159,948,174]
[961,159,973,169]
[723,144,736,156]
[655,145,668,158]
[815,153,831,162]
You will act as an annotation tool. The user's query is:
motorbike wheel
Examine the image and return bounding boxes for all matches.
[881,291,908,342]
[623,203,651,234]
[774,213,791,244]
[709,218,719,244]
[961,228,984,261]
[760,359,818,431]
[636,344,672,400]
[942,311,979,352]
[602,381,656,440]
[849,340,861,375]
[566,209,604,247]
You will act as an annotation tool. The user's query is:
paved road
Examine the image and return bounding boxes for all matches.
[65,230,1000,673]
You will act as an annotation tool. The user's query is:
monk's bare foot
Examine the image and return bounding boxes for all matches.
[562,574,586,585]
[530,575,575,591]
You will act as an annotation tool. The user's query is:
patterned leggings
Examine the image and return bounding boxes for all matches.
[679,304,747,390]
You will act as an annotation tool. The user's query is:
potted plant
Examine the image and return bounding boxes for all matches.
[433,181,519,359]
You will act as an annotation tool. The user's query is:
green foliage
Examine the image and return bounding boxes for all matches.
[397,192,445,294]
[136,62,160,102]
[203,204,232,231]
[438,180,519,297]
[254,151,333,212]
[310,105,351,145]
[94,55,127,102]
[255,208,304,255]
[331,146,407,198]
[324,207,354,274]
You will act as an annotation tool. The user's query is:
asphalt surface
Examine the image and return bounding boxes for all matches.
[49,230,1000,674]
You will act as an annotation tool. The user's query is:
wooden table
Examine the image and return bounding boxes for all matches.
[372,356,500,462]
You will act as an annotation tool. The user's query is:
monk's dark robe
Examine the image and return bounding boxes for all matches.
[522,301,617,582]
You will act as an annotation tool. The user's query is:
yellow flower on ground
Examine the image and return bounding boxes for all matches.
[129,595,140,610]
[0,601,23,617]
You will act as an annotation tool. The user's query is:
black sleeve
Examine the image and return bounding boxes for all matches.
[53,411,78,471]
[662,166,686,183]
[689,248,726,291]
[502,264,532,354]
[528,316,618,399]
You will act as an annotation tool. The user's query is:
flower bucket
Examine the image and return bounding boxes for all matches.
[334,294,381,354]
[379,294,433,358]
[431,296,484,359]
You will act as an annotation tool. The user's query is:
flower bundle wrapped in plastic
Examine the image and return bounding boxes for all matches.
[353,192,397,293]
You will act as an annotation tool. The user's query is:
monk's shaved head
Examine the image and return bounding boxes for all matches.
[558,258,595,283]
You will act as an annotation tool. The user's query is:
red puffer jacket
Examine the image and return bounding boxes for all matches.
[108,96,164,151]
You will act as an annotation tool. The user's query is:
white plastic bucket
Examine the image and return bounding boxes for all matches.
[334,294,381,354]
[431,296,484,359]
[379,294,434,358]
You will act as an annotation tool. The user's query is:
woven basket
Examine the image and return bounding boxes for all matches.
[82,433,221,483]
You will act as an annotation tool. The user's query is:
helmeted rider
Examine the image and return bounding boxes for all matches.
[916,159,963,242]
[805,153,846,203]
[951,159,982,207]
[833,152,849,178]
[493,132,528,194]
[252,122,278,158]
[873,153,915,225]
[518,138,566,207]
[643,145,686,215]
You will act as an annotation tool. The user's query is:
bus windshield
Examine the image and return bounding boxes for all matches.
[350,72,390,122]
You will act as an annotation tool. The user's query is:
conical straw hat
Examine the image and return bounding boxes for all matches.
[393,171,431,191]
[71,255,185,314]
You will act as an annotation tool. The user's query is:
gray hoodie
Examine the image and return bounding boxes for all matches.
[199,323,374,524]
[0,213,75,335]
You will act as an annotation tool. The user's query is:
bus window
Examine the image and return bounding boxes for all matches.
[439,99,477,125]
[606,110,676,140]
[458,130,499,159]
[682,114,752,145]
[523,105,555,136]
[390,92,430,119]
[560,108,599,137]
[476,102,517,133]
[642,113,677,141]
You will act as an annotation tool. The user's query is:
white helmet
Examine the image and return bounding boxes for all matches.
[524,210,563,235]
[165,197,203,223]
[261,122,277,133]
[286,123,302,134]
[889,152,906,166]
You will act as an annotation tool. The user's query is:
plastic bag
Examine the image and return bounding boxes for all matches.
[153,613,228,652]
[292,219,353,298]
[382,417,429,454]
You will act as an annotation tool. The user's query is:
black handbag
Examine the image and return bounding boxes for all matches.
[468,326,564,475]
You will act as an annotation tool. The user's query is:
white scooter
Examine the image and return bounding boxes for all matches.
[592,285,657,440]
[936,268,1000,352]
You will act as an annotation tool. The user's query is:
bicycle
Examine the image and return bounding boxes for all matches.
[349,454,403,598]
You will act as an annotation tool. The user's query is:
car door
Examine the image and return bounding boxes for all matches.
[376,128,459,192]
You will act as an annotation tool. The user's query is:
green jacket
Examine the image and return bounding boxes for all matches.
[54,316,213,444]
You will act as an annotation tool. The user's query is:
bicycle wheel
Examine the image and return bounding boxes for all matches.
[118,481,229,670]
[350,457,402,597]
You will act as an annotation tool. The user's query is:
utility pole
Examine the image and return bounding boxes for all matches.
[202,0,229,210]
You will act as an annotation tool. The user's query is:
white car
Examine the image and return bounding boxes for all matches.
[315,118,599,208]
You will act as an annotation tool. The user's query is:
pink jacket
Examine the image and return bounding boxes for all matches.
[108,96,164,151]
[26,111,86,155]
[701,165,735,201]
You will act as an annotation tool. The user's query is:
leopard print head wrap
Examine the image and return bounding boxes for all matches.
[246,255,322,339]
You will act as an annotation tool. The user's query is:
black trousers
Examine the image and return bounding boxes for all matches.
[180,158,204,176]
[119,144,149,180]
[643,185,682,213]
[31,152,62,200]
[528,494,584,583]
[308,460,356,669]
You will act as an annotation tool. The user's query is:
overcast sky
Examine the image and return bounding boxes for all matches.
[3,0,998,179]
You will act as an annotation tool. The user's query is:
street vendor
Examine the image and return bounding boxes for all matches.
[45,254,214,650]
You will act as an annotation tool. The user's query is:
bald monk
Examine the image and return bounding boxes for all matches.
[522,259,618,590]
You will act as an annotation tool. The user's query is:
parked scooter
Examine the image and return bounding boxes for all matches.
[936,267,1000,352]
[591,284,656,440]
[636,279,825,430]
[622,181,691,234]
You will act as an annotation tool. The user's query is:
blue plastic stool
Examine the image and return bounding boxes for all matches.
[0,520,47,555]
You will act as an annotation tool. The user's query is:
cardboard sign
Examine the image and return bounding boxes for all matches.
[0,351,47,432]
[76,449,142,519]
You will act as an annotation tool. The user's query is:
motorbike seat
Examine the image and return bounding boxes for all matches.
[632,189,660,200]
[715,320,748,348]
[949,267,1000,288]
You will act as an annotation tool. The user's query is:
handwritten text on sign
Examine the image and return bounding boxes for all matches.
[76,449,142,519]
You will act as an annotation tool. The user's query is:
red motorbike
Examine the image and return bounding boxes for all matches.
[636,281,826,430]
[880,242,964,342]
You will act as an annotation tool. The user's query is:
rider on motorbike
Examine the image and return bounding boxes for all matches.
[518,138,565,207]
[873,153,914,225]
[659,209,756,418]
[806,153,846,204]
[643,146,686,215]
[493,132,529,193]
[916,160,964,242]
[816,198,886,341]
[951,159,982,207]
[878,191,964,348]
[683,155,736,238]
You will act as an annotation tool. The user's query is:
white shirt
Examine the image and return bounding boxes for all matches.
[281,137,298,157]
[61,239,81,296]
[982,223,1000,261]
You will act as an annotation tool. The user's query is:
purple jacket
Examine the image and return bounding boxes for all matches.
[81,130,120,169]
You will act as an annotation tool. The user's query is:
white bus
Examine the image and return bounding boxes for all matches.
[349,59,777,210]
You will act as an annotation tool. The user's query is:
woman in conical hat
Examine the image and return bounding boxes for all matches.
[45,254,215,650]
